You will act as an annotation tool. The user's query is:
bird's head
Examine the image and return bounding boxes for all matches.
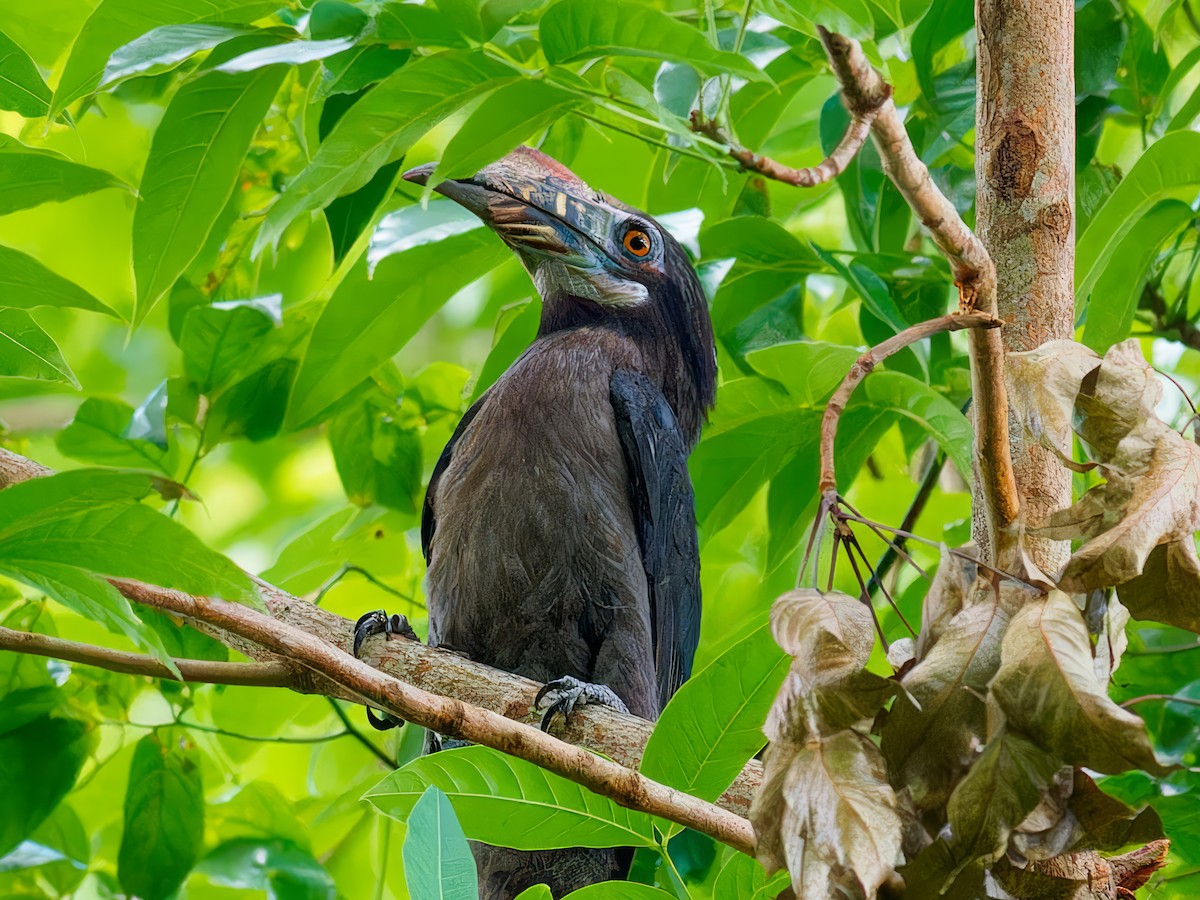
[404,146,716,441]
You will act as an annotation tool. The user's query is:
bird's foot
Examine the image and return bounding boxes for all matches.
[534,676,629,732]
[352,610,419,731]
[352,609,419,657]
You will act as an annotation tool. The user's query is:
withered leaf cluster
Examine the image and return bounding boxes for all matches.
[754,340,1193,898]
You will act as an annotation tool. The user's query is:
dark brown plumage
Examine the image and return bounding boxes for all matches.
[362,147,716,898]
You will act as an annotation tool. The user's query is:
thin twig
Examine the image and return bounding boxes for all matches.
[1120,693,1200,710]
[839,496,930,582]
[839,513,1042,590]
[846,532,915,638]
[689,104,880,187]
[0,625,296,687]
[816,28,1020,559]
[311,563,423,610]
[842,533,890,651]
[866,452,941,597]
[818,312,1002,497]
[326,697,398,768]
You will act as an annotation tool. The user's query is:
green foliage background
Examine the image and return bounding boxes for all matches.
[1,0,1199,896]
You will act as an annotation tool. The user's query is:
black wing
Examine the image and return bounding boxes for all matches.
[609,368,702,711]
[421,395,487,566]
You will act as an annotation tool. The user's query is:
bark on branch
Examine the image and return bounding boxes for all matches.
[689,102,881,187]
[0,448,761,841]
[0,625,297,687]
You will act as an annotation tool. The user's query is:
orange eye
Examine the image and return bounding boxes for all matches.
[623,228,651,258]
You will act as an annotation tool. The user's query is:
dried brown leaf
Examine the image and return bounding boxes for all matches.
[1118,539,1200,633]
[989,591,1169,775]
[770,589,875,677]
[881,591,1016,810]
[915,546,981,660]
[765,589,894,743]
[1006,340,1101,459]
[946,728,1062,870]
[1026,340,1200,593]
[753,729,903,899]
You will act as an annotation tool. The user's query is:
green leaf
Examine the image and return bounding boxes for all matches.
[0,139,127,215]
[540,0,769,82]
[179,294,282,394]
[402,787,478,900]
[365,745,659,850]
[744,341,861,405]
[911,0,973,101]
[0,709,91,858]
[319,44,411,98]
[196,838,336,898]
[325,160,404,264]
[0,245,114,315]
[133,65,287,324]
[0,310,78,387]
[563,886,676,899]
[215,36,358,73]
[700,216,824,337]
[1075,0,1127,95]
[1076,131,1200,303]
[329,398,423,512]
[56,397,174,473]
[435,0,487,41]
[255,50,516,255]
[375,5,470,48]
[285,225,508,430]
[814,245,910,335]
[1082,200,1193,352]
[49,0,281,118]
[858,370,973,484]
[0,29,52,117]
[641,625,787,838]
[424,79,581,191]
[711,852,777,899]
[118,732,204,900]
[0,687,61,735]
[990,591,1169,775]
[98,23,256,91]
[0,470,257,658]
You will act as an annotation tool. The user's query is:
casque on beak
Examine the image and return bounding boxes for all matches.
[401,147,620,265]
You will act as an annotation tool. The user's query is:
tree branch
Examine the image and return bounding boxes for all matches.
[0,448,761,842]
[818,313,1002,496]
[692,28,1021,561]
[0,625,297,687]
[815,27,1020,561]
[689,100,881,187]
[113,577,756,854]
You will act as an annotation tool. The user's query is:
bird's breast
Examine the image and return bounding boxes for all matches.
[423,329,656,686]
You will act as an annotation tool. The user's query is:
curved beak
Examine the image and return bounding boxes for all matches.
[402,147,616,265]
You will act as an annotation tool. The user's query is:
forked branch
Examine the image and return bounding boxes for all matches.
[815,29,1022,556]
[692,28,1020,558]
[818,312,1002,496]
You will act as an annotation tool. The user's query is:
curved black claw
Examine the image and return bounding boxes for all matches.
[353,609,419,731]
[534,676,629,732]
[353,609,417,658]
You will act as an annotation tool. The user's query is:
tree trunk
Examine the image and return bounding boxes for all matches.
[975,0,1076,573]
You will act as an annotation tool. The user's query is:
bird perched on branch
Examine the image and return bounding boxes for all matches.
[354,146,716,898]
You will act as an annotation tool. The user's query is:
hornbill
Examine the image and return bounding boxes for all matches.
[353,146,717,898]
